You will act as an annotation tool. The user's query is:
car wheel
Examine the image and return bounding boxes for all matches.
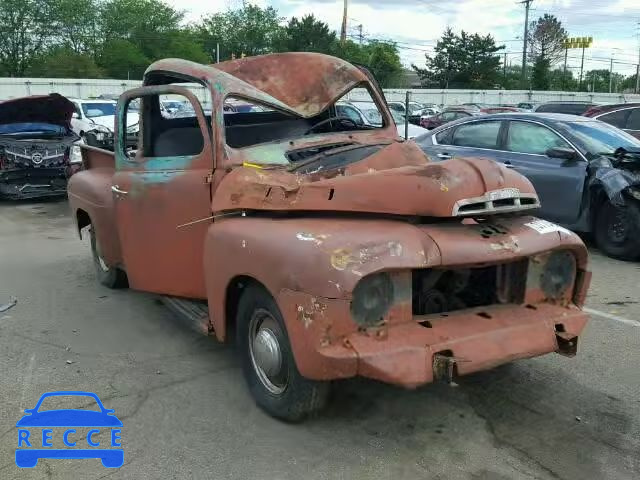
[594,199,640,261]
[90,226,128,288]
[237,284,329,422]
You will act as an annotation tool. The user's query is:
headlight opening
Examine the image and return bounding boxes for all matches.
[540,250,576,300]
[350,272,395,327]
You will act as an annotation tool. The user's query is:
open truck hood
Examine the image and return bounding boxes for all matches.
[213,53,370,118]
[212,141,540,218]
[0,94,74,129]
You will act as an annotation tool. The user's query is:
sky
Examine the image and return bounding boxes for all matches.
[167,0,640,78]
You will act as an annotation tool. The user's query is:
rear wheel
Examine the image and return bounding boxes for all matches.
[237,284,329,421]
[594,199,640,261]
[90,226,128,288]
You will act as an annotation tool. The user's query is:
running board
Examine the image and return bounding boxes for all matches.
[160,296,211,335]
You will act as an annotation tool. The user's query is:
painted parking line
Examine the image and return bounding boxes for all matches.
[584,307,640,327]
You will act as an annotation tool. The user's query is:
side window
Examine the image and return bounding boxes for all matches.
[441,112,456,121]
[435,128,453,145]
[124,93,205,158]
[598,109,630,129]
[626,108,640,131]
[506,122,570,155]
[388,103,404,113]
[451,121,501,149]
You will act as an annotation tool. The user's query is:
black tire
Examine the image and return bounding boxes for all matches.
[237,284,329,421]
[594,199,640,261]
[90,226,128,288]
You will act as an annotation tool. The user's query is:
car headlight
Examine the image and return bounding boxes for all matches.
[69,144,82,164]
[350,272,394,327]
[627,187,640,201]
[540,251,576,300]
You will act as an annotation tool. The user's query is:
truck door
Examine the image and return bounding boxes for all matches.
[112,85,214,298]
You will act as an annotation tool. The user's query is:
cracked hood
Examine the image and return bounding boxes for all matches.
[212,141,539,217]
[0,94,74,129]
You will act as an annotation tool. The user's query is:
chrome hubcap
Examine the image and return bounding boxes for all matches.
[248,310,287,395]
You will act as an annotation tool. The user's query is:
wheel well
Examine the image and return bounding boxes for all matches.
[224,275,267,344]
[76,209,91,238]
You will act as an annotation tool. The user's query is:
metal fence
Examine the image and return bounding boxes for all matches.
[1,77,639,106]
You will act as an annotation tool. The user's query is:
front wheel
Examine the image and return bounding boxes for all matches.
[90,226,128,288]
[594,199,640,261]
[237,284,329,421]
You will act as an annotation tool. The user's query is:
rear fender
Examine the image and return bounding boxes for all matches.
[67,168,122,266]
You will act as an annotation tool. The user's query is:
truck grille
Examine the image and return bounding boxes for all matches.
[452,189,540,216]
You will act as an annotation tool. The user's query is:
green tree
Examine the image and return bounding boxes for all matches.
[412,28,503,88]
[101,0,184,60]
[583,69,626,93]
[162,28,210,64]
[50,0,102,56]
[199,4,282,61]
[527,15,567,90]
[274,14,337,54]
[548,68,577,91]
[28,46,104,78]
[531,57,551,90]
[620,74,639,93]
[0,0,57,76]
[363,41,403,87]
[98,39,150,79]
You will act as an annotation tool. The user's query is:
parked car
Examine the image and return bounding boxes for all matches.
[416,112,640,259]
[336,101,428,138]
[534,101,597,115]
[69,53,590,421]
[0,94,81,199]
[481,106,522,114]
[68,98,139,150]
[387,101,433,125]
[420,108,484,129]
[583,103,640,139]
[517,102,540,112]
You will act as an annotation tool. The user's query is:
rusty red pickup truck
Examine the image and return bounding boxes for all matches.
[68,53,591,421]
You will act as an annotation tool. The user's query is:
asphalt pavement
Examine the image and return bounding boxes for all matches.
[0,199,638,480]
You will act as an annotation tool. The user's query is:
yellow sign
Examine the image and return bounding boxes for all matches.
[563,36,593,49]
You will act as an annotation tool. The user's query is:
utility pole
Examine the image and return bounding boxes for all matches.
[520,0,532,89]
[340,0,348,45]
[609,55,613,93]
[503,52,507,85]
[562,46,568,91]
[579,44,586,90]
[636,21,640,94]
[216,43,220,63]
[358,24,363,44]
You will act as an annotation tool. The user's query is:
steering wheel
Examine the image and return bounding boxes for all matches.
[303,116,359,135]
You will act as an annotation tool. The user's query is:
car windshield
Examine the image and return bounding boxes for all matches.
[82,102,116,118]
[567,121,640,157]
[360,108,383,125]
[390,110,406,124]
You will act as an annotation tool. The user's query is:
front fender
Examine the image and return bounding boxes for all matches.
[204,216,441,341]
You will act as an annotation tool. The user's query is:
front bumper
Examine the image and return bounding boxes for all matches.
[0,167,69,199]
[280,292,589,388]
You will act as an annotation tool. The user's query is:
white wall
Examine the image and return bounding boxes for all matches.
[0,77,638,106]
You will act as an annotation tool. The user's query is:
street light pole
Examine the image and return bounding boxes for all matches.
[609,55,613,93]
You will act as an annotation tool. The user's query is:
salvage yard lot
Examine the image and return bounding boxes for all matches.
[0,199,639,480]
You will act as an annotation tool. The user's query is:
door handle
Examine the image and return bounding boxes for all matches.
[111,185,128,195]
[437,153,452,160]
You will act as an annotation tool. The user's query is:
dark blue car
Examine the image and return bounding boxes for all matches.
[16,391,123,468]
[416,113,640,260]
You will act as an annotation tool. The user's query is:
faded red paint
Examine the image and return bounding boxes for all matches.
[68,52,591,392]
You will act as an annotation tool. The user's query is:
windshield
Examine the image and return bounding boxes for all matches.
[82,102,116,118]
[568,121,640,157]
[389,110,405,124]
[361,108,383,125]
